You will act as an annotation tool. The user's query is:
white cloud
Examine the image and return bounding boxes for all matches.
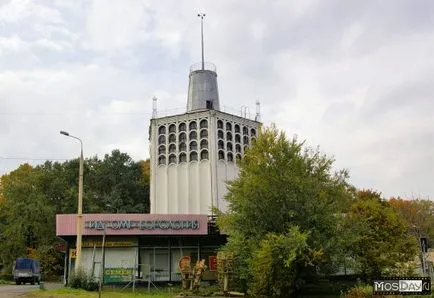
[0,0,434,200]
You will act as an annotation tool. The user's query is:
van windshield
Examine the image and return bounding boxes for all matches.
[15,259,33,269]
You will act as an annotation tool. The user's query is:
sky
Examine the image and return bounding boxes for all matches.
[1,0,433,199]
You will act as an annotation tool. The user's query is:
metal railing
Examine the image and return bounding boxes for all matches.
[189,62,217,73]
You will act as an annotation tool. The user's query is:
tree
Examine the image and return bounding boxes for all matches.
[86,150,149,213]
[35,150,150,214]
[389,197,434,246]
[217,125,352,296]
[0,164,56,268]
[344,190,418,280]
[0,150,151,275]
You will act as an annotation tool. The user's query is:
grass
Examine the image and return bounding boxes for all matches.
[24,287,179,298]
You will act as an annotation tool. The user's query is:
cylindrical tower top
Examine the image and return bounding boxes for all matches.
[186,62,220,112]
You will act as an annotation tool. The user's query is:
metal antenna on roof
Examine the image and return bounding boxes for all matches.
[197,13,206,70]
[152,96,158,118]
[255,100,261,122]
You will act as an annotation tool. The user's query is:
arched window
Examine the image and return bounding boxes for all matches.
[218,140,224,150]
[179,132,187,142]
[251,128,256,136]
[169,154,176,164]
[218,130,224,139]
[200,139,208,150]
[179,142,187,152]
[189,121,197,130]
[158,135,165,145]
[190,151,198,161]
[179,153,187,163]
[218,150,225,160]
[235,134,241,143]
[200,150,209,160]
[217,120,223,129]
[236,154,242,162]
[236,144,241,153]
[189,131,197,140]
[200,129,208,139]
[169,134,176,143]
[226,122,232,131]
[169,144,176,154]
[200,119,208,129]
[190,141,197,151]
[158,126,166,135]
[179,122,186,132]
[158,145,166,155]
[169,124,176,133]
[226,132,233,141]
[235,124,240,133]
[243,126,248,135]
[227,152,234,162]
[243,136,249,145]
[158,155,166,165]
[227,142,233,152]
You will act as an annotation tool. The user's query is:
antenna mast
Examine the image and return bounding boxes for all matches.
[152,96,158,118]
[255,100,261,122]
[197,13,206,70]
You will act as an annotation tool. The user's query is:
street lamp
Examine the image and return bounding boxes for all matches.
[60,130,84,272]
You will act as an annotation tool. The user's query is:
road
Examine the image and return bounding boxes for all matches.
[0,283,62,298]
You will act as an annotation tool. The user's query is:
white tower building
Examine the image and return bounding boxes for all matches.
[149,15,261,215]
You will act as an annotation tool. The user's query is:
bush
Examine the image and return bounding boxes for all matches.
[344,284,376,298]
[68,269,98,291]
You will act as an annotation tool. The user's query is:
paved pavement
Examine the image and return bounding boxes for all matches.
[0,282,63,298]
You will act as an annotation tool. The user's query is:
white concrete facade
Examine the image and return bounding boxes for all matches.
[149,110,260,214]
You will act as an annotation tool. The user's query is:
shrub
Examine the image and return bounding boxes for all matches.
[68,269,98,291]
[344,284,377,298]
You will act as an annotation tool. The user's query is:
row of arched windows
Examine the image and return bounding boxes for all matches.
[158,119,208,135]
[158,150,209,165]
[217,141,244,153]
[217,130,251,145]
[216,120,257,136]
[158,129,208,145]
[158,140,209,155]
[218,151,241,162]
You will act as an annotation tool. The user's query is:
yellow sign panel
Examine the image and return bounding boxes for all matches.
[82,241,134,248]
[69,249,76,259]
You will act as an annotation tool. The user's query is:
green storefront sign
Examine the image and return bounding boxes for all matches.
[103,268,134,283]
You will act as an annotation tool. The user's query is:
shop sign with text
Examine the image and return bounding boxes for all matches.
[85,219,199,231]
[56,214,208,236]
[104,268,134,283]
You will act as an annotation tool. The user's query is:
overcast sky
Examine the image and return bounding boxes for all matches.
[1,0,433,199]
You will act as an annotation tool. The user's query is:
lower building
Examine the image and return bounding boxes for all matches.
[56,214,226,284]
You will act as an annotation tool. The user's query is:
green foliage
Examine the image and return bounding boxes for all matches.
[249,227,308,297]
[0,150,150,278]
[36,245,64,280]
[69,269,98,291]
[0,164,56,268]
[218,125,353,296]
[343,284,376,298]
[389,198,434,247]
[344,190,418,280]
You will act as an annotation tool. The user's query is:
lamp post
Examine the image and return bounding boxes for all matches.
[60,130,84,272]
